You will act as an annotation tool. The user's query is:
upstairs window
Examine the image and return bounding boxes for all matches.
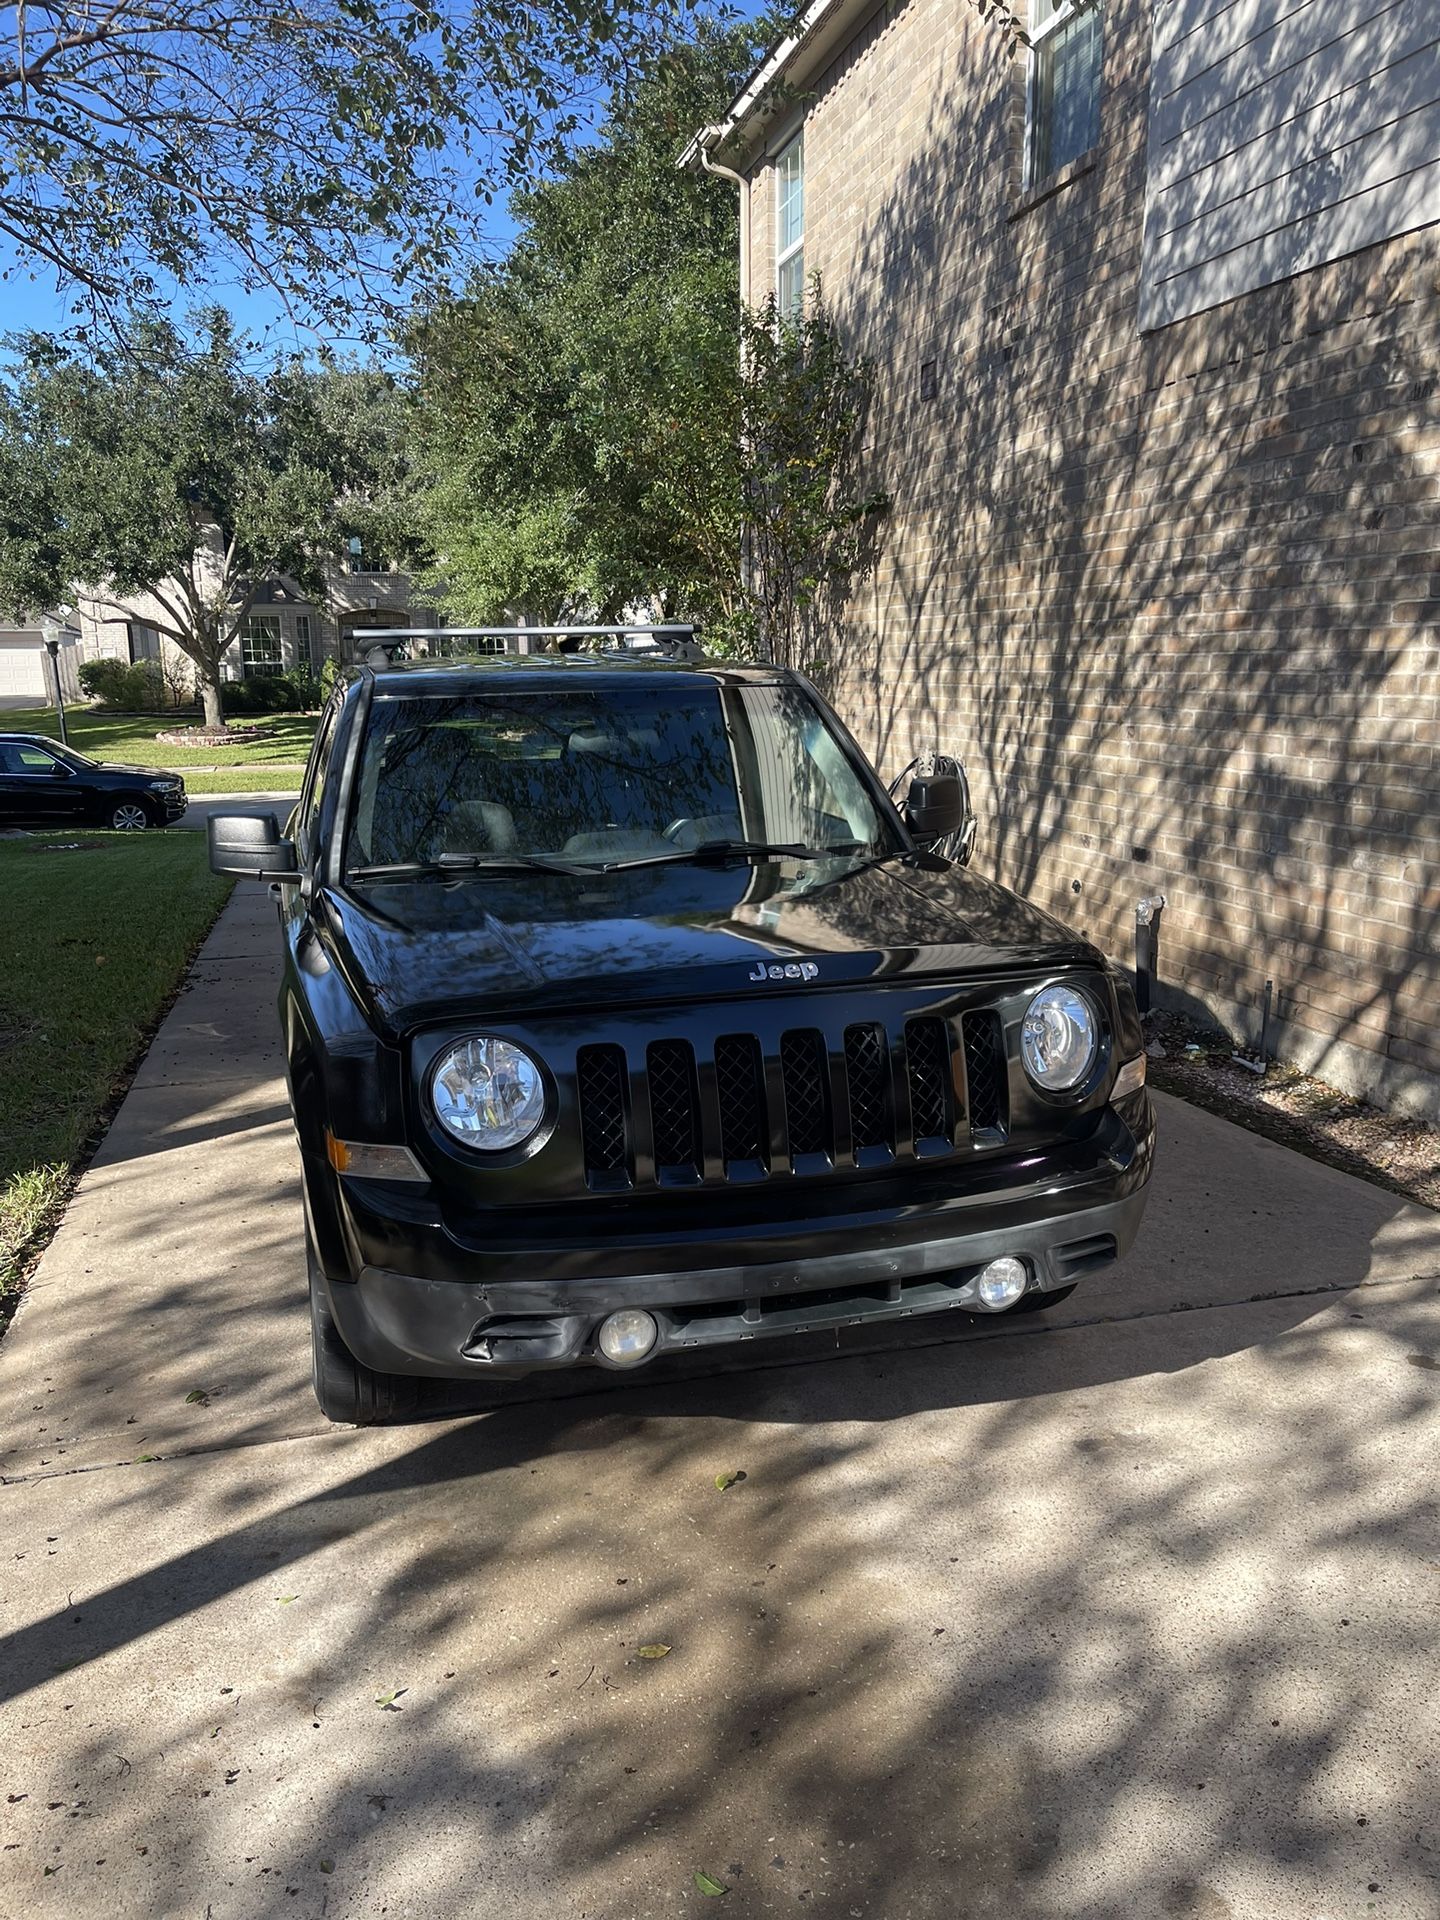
[1027,0,1104,187]
[775,134,805,316]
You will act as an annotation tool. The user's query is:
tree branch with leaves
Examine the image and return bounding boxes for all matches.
[0,0,696,341]
[0,310,427,724]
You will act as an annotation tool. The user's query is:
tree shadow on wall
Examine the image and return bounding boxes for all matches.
[821,4,1440,1090]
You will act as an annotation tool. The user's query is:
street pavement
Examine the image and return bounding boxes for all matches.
[175,792,301,834]
[1,888,1438,1920]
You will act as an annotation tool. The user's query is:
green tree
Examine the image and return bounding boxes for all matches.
[412,23,886,659]
[737,289,888,678]
[0,311,423,726]
[0,0,697,340]
[411,22,757,628]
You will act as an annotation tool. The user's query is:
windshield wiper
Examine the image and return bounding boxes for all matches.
[596,839,871,872]
[347,852,591,883]
[347,841,897,884]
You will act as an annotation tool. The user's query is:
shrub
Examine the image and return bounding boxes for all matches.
[319,655,344,701]
[220,678,273,715]
[76,656,167,709]
[222,673,312,714]
[218,663,326,715]
[120,661,164,709]
[281,664,323,710]
[77,656,131,704]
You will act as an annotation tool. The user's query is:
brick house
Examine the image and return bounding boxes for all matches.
[688,0,1440,1116]
[78,534,438,689]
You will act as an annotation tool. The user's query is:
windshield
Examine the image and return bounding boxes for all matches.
[345,682,902,877]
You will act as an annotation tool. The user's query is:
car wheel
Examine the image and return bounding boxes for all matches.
[110,801,151,831]
[308,1262,419,1426]
[1007,1282,1078,1315]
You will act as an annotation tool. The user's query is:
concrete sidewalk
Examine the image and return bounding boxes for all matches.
[1,891,1438,1919]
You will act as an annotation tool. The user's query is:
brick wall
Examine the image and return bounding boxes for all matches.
[738,0,1440,1115]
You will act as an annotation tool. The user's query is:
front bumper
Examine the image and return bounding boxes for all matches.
[154,787,188,823]
[315,1095,1155,1378]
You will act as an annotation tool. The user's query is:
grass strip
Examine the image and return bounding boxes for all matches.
[0,830,233,1337]
[11,705,318,767]
[181,768,306,794]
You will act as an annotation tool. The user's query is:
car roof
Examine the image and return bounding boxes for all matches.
[362,653,795,696]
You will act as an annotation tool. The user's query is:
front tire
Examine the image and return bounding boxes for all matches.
[309,1266,419,1426]
[110,800,151,830]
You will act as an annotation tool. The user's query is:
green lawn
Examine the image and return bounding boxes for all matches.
[182,768,305,794]
[13,704,318,767]
[0,831,233,1335]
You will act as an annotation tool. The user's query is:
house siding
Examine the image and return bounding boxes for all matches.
[1141,0,1440,329]
[734,0,1440,1113]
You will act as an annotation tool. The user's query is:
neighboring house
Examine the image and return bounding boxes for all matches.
[0,618,81,710]
[688,0,1440,1115]
[78,539,439,691]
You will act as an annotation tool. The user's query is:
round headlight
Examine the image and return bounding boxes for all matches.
[431,1037,546,1151]
[1021,985,1099,1092]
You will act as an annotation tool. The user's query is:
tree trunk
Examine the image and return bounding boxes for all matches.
[199,676,225,729]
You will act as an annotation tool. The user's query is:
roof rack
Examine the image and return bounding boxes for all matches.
[356,624,703,668]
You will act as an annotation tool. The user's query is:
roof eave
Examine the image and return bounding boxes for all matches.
[681,0,875,171]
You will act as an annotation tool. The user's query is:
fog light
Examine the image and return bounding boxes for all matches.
[597,1308,659,1366]
[974,1257,1030,1311]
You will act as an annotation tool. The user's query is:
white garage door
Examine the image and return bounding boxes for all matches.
[0,640,50,702]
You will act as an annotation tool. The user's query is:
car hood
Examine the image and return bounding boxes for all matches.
[96,760,181,780]
[321,856,1106,1036]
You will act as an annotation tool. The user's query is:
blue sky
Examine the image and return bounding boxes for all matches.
[0,2,773,355]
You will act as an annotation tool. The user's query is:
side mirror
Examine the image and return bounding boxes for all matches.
[905,772,965,841]
[49,762,71,778]
[905,770,979,865]
[207,810,300,882]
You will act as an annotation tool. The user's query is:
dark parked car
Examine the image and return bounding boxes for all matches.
[0,732,187,829]
[207,648,1155,1424]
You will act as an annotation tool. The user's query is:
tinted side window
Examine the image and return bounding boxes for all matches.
[8,743,62,772]
[297,703,339,861]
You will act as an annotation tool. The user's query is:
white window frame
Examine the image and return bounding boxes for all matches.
[775,132,805,316]
[1024,0,1103,192]
[240,614,284,678]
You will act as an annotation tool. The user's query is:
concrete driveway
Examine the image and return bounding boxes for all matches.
[1,889,1438,1920]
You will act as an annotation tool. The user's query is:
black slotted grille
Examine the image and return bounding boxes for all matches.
[714,1033,766,1164]
[962,1010,1007,1134]
[648,1039,700,1174]
[780,1029,830,1157]
[576,1043,629,1179]
[844,1023,891,1151]
[905,1017,952,1142]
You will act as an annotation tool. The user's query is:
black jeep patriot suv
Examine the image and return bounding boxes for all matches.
[208,650,1155,1423]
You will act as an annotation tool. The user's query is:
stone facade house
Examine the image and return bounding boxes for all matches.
[78,541,437,692]
[0,541,437,712]
[689,0,1440,1115]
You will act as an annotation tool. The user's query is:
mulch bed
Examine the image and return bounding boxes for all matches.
[152,724,266,745]
[1144,1008,1440,1212]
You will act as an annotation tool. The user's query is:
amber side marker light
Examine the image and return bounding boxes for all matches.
[325,1132,428,1182]
[1111,1055,1147,1101]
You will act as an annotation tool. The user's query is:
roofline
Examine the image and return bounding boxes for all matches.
[679,0,873,170]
